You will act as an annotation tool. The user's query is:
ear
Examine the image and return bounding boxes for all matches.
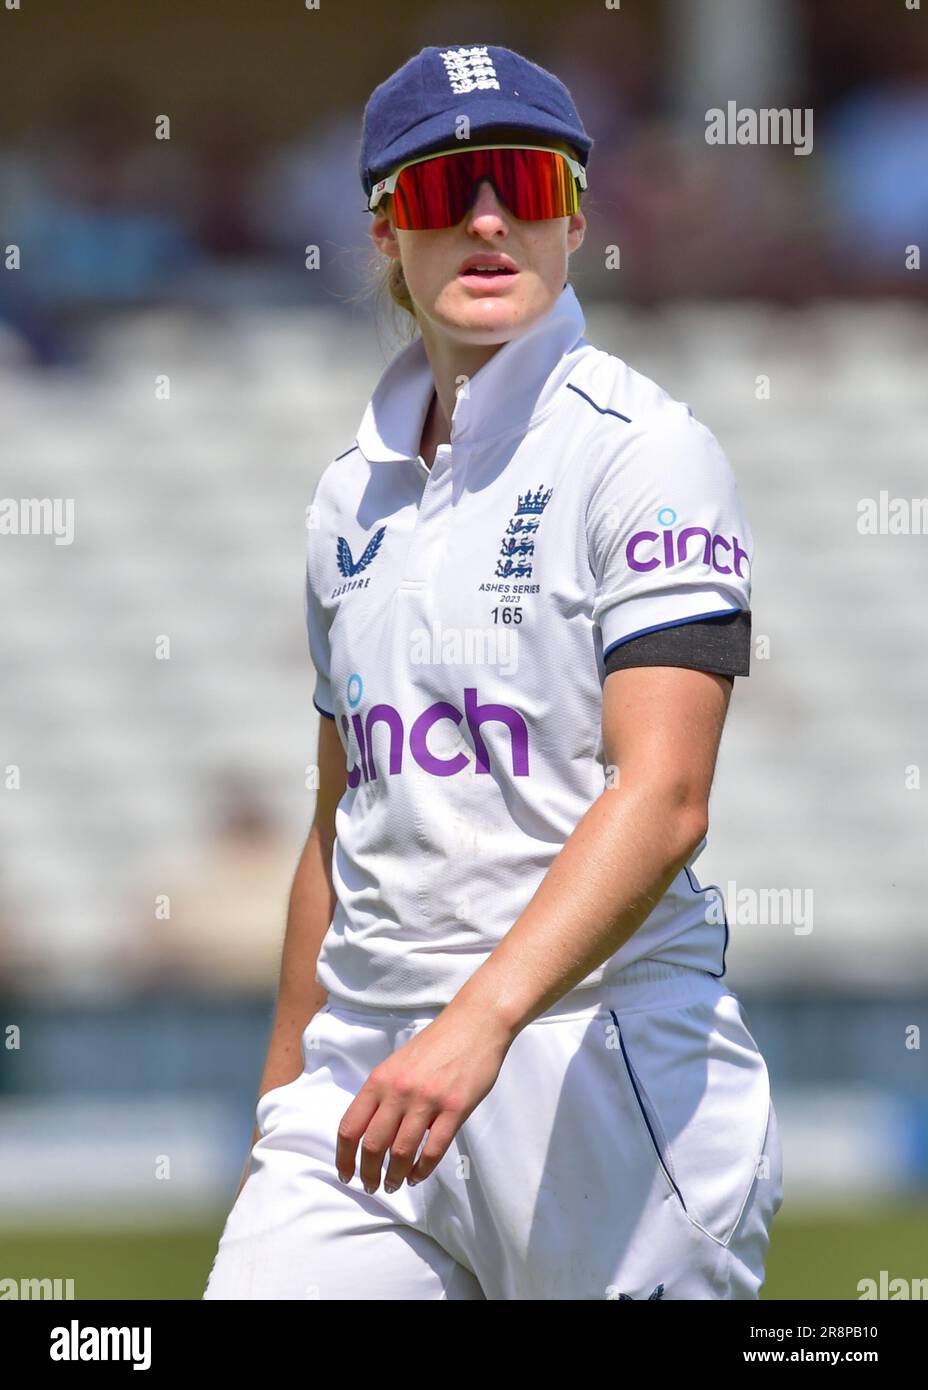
[370,204,401,263]
[567,206,586,256]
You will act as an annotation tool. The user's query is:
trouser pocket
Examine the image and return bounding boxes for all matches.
[255,1003,334,1136]
[609,991,773,1247]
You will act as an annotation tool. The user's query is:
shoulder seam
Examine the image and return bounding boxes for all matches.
[565,381,633,424]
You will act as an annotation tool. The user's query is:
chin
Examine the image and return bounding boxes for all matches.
[441,288,534,332]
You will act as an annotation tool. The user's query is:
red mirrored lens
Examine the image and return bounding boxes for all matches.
[391,148,579,230]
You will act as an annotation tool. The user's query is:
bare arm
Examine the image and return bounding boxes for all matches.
[235,712,346,1195]
[451,664,733,1033]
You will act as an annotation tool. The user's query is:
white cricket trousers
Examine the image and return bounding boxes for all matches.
[203,960,783,1300]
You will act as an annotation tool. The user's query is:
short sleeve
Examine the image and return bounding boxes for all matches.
[304,520,335,720]
[587,413,753,659]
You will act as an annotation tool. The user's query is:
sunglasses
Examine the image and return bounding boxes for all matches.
[367,142,588,230]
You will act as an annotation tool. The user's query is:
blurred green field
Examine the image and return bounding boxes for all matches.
[2,1203,927,1299]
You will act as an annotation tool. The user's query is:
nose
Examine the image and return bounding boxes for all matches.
[464,178,511,227]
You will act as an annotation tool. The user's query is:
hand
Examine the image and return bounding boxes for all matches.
[335,999,513,1194]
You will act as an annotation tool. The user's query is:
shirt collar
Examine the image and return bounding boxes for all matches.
[355,282,587,464]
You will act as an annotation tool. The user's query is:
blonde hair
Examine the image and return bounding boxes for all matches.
[343,192,420,348]
[383,253,417,321]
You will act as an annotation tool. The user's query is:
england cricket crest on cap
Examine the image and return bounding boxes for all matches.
[494,485,552,580]
[439,45,501,96]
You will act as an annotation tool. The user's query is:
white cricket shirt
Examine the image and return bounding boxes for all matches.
[304,283,753,1009]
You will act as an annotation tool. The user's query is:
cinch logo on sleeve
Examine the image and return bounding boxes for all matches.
[340,682,529,785]
[626,508,749,577]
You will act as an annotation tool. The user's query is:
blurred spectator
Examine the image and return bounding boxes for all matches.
[806,0,928,291]
[188,106,271,260]
[822,82,928,284]
[246,111,373,305]
[125,774,297,995]
[0,74,201,363]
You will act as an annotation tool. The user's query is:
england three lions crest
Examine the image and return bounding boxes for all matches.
[494,486,552,580]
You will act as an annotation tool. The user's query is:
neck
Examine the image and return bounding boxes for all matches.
[416,318,508,462]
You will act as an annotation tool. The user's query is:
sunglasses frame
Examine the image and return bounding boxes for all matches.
[367,142,588,219]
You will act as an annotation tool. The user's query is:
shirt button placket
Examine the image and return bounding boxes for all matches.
[401,444,454,587]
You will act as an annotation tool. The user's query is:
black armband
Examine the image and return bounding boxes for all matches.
[603,609,752,680]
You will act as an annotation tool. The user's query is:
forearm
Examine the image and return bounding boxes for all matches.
[258,821,336,1098]
[451,778,706,1039]
[235,821,336,1194]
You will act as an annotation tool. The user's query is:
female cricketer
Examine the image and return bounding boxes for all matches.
[203,43,783,1301]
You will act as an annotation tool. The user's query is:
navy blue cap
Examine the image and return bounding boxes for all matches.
[360,43,593,199]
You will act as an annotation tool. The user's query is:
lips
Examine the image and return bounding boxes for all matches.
[457,254,519,277]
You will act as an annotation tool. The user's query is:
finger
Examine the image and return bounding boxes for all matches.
[407,1109,461,1186]
[383,1108,435,1193]
[358,1103,406,1193]
[335,1086,381,1182]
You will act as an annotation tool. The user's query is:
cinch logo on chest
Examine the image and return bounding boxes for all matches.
[340,685,529,786]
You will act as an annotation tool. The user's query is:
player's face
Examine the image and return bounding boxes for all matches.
[370,131,586,347]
